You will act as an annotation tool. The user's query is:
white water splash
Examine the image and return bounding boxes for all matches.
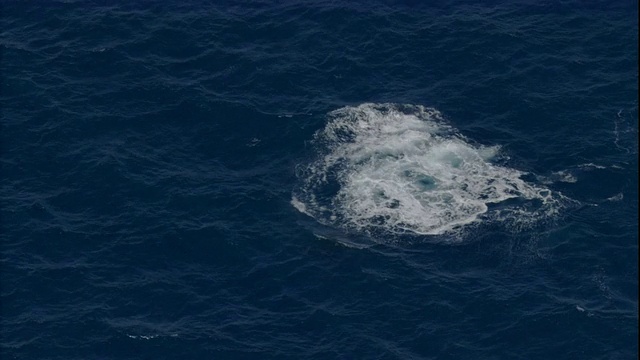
[293,103,569,238]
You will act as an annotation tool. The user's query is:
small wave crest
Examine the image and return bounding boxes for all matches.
[293,103,569,240]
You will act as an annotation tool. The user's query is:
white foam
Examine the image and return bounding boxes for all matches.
[577,163,606,170]
[541,170,578,184]
[605,192,623,202]
[293,103,567,238]
[290,196,309,215]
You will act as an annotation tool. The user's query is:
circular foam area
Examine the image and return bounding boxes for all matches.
[293,103,567,238]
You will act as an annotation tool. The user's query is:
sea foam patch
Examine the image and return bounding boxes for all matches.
[293,103,567,238]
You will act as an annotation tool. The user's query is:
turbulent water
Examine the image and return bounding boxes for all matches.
[2,1,638,359]
[293,103,570,239]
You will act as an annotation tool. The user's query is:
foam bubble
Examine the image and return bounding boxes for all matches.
[293,103,567,238]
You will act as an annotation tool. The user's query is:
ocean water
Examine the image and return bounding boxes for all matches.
[1,1,638,359]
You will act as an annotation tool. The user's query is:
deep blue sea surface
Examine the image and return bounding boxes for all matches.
[1,1,638,359]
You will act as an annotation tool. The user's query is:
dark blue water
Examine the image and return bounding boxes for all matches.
[2,1,638,359]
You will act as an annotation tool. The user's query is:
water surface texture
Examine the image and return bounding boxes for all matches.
[1,1,638,359]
